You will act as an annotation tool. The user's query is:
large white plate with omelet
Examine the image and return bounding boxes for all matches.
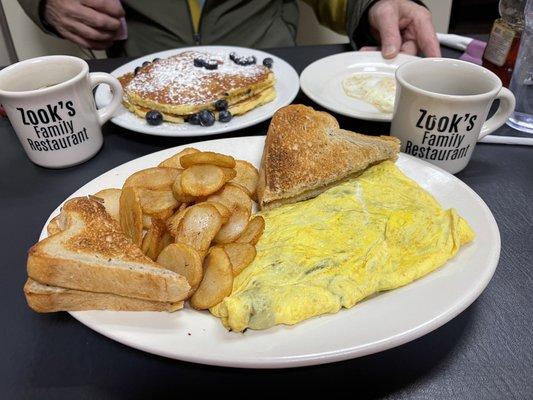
[39,136,500,368]
[300,51,419,121]
[94,45,299,137]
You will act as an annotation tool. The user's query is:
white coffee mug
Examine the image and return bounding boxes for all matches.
[0,55,122,168]
[391,58,515,174]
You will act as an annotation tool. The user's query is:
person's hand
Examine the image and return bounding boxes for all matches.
[361,0,441,58]
[43,0,125,50]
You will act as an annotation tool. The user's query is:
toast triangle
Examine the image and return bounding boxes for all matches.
[257,105,401,210]
[27,197,190,302]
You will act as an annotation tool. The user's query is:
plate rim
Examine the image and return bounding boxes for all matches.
[300,51,419,122]
[95,45,300,137]
[39,136,500,368]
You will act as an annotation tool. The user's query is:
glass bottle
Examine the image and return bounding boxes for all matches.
[482,0,526,87]
[507,0,533,133]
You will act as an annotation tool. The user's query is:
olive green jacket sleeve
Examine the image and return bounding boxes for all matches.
[17,0,50,33]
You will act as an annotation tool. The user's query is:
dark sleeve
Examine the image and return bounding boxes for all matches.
[17,0,58,35]
[347,0,428,49]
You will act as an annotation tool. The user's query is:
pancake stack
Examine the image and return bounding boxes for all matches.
[119,51,276,125]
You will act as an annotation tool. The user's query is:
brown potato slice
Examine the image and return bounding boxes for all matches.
[157,243,203,292]
[220,167,237,181]
[181,165,227,197]
[236,216,265,245]
[137,188,179,218]
[123,167,179,191]
[142,214,152,229]
[223,243,257,276]
[119,187,143,246]
[190,247,233,310]
[172,171,196,203]
[94,188,121,221]
[47,215,63,235]
[175,203,222,252]
[230,160,259,201]
[166,207,189,237]
[180,151,236,169]
[213,207,250,244]
[207,183,252,215]
[158,147,199,169]
[204,201,230,224]
[141,218,172,260]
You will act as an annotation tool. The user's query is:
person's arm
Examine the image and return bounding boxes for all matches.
[17,0,124,50]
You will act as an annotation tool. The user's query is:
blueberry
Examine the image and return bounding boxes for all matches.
[187,113,201,125]
[142,61,150,67]
[198,109,215,127]
[152,57,161,62]
[214,99,228,111]
[145,110,163,126]
[246,56,256,65]
[204,60,218,70]
[194,58,205,67]
[263,57,273,68]
[218,110,232,123]
[134,66,141,76]
[229,52,237,61]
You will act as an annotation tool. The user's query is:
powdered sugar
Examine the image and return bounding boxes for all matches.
[125,51,270,105]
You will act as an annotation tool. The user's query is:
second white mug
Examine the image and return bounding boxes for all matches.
[391,58,515,174]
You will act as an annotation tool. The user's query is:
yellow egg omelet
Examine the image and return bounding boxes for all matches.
[210,161,475,332]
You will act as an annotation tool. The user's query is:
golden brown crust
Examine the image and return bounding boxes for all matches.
[27,197,190,302]
[24,279,183,313]
[257,105,401,209]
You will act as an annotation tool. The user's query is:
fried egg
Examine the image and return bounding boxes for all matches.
[210,161,474,332]
[342,73,396,113]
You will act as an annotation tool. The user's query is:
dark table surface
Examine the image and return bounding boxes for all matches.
[1,43,532,399]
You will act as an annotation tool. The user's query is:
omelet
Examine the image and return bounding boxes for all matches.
[210,161,474,332]
[342,73,396,113]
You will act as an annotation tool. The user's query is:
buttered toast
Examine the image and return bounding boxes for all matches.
[27,197,190,302]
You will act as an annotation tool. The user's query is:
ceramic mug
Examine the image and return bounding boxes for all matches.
[391,58,515,174]
[0,55,122,168]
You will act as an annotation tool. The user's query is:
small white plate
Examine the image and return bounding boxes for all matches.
[300,51,419,122]
[40,137,499,369]
[94,46,299,137]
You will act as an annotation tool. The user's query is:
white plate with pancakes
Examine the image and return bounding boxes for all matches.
[300,51,419,122]
[39,136,500,368]
[95,46,299,137]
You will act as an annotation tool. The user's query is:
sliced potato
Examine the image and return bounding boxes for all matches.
[123,167,179,191]
[142,214,152,229]
[181,165,227,197]
[175,203,222,252]
[231,160,259,201]
[180,151,236,169]
[158,147,199,169]
[157,243,203,291]
[47,215,62,235]
[119,187,143,246]
[213,206,250,244]
[141,218,172,260]
[223,242,257,276]
[220,167,237,181]
[166,207,189,237]
[207,183,252,215]
[172,171,196,203]
[236,215,265,245]
[190,247,233,310]
[94,188,121,221]
[204,201,230,224]
[137,188,179,218]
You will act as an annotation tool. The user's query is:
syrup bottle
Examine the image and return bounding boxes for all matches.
[482,0,526,87]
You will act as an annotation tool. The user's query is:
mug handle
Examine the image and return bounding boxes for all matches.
[88,72,123,126]
[479,87,515,139]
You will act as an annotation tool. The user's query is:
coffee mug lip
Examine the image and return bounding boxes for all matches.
[0,55,88,98]
[395,57,502,101]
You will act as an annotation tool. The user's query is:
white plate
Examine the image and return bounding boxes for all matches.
[94,46,299,137]
[40,137,500,369]
[300,51,419,122]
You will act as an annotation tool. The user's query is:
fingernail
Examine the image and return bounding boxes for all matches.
[383,45,397,57]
